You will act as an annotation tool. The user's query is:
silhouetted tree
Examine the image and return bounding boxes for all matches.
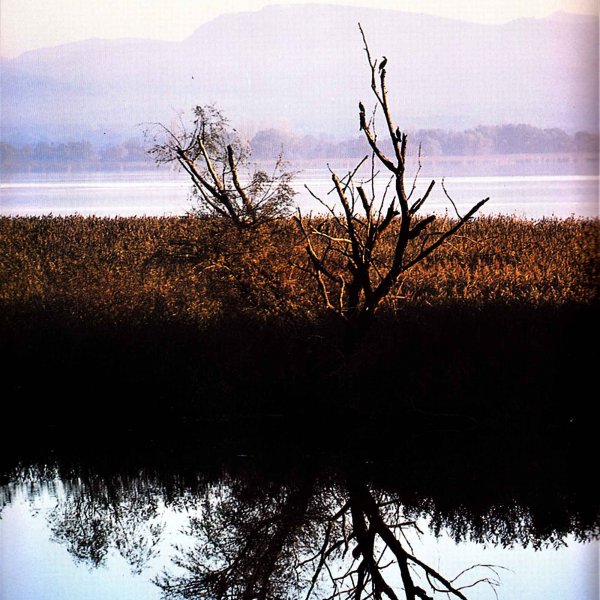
[295,26,489,347]
[147,105,296,229]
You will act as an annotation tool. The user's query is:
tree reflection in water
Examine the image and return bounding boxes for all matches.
[48,490,164,575]
[155,472,505,600]
[2,422,597,599]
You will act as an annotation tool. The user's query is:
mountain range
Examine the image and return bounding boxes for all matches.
[1,4,598,145]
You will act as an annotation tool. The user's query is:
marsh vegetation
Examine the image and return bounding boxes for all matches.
[1,213,597,434]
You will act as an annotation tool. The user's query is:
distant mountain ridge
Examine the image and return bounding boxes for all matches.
[2,4,598,144]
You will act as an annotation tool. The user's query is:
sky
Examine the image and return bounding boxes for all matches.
[1,0,598,58]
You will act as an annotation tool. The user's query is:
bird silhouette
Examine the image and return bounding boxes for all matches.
[379,56,387,71]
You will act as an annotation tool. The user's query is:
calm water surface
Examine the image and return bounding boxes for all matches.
[0,433,597,600]
[0,482,596,600]
[1,170,598,218]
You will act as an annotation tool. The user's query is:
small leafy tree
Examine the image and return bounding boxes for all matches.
[147,105,296,229]
[295,26,489,346]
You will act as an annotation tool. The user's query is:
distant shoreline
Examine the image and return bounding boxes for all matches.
[2,152,598,177]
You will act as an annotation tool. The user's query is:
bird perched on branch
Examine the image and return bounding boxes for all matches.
[358,102,366,130]
[379,56,387,71]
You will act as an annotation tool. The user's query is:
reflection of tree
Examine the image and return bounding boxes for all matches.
[156,474,500,600]
[7,430,596,599]
[343,479,502,600]
[48,487,164,574]
[156,473,320,598]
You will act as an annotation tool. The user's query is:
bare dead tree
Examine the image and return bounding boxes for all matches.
[146,105,296,230]
[295,26,489,345]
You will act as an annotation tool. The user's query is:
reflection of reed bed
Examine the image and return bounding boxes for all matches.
[3,415,597,555]
[0,215,597,431]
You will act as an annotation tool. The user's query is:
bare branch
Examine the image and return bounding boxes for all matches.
[408,215,436,239]
[406,198,489,268]
[312,229,354,245]
[197,137,224,192]
[410,180,435,215]
[407,143,423,201]
[227,144,256,222]
[379,67,402,168]
[377,201,399,234]
[356,187,373,223]
[359,103,397,173]
[175,149,220,199]
[441,178,463,220]
[332,173,363,268]
[340,156,371,194]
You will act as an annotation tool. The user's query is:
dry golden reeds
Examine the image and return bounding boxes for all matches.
[0,215,597,326]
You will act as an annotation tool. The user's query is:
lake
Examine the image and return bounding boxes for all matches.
[1,169,598,219]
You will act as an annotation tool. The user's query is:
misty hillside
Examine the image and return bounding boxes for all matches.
[2,4,598,144]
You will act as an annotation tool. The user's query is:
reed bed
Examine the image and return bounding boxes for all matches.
[0,214,597,429]
[1,215,597,325]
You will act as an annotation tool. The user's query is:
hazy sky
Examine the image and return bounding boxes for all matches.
[1,0,598,58]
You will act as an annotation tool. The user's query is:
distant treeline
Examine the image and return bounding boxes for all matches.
[0,139,149,171]
[1,124,598,171]
[250,124,599,160]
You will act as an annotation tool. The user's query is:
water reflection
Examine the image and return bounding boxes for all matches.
[1,427,597,599]
[154,472,506,599]
[47,489,164,574]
